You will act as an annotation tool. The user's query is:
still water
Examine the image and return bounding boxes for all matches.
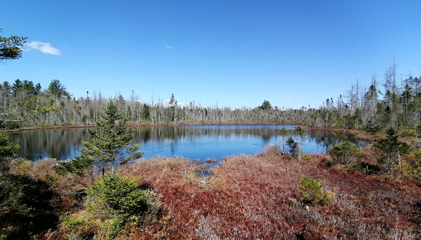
[9,125,367,161]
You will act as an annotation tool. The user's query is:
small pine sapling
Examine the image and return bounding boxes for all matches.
[298,175,329,205]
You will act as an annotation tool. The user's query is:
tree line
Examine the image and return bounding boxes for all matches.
[0,79,307,128]
[2,69,420,135]
[312,62,421,134]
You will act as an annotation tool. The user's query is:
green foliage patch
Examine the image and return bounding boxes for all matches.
[85,173,161,239]
[0,28,27,61]
[0,133,19,159]
[352,162,382,175]
[373,127,411,174]
[0,174,58,239]
[328,141,365,164]
[298,175,329,205]
[321,158,336,168]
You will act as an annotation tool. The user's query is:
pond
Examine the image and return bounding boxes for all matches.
[9,125,368,161]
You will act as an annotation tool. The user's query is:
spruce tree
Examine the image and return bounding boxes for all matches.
[373,127,411,174]
[54,100,143,175]
[0,132,19,173]
[0,28,27,61]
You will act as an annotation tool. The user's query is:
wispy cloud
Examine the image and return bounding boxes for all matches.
[26,41,61,55]
[285,99,292,102]
[41,68,48,72]
[166,46,172,49]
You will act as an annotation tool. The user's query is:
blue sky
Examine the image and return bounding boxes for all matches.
[1,0,421,109]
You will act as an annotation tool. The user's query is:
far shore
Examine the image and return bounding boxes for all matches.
[2,122,378,142]
[1,122,303,132]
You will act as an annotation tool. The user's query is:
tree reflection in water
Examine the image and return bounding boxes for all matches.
[9,125,367,161]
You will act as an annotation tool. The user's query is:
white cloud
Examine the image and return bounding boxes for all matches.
[26,41,61,55]
[166,46,172,49]
[158,99,190,106]
[41,68,48,72]
[177,101,190,106]
[285,99,292,102]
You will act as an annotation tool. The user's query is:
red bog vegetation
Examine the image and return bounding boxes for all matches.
[12,150,420,239]
[115,152,421,239]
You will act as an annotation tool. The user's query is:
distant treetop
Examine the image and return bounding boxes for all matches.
[259,100,272,110]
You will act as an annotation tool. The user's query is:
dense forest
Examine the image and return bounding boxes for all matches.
[1,62,421,135]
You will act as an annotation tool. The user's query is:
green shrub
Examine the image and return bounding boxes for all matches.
[104,214,126,240]
[45,174,58,184]
[352,162,382,175]
[364,125,382,134]
[294,126,305,135]
[53,155,94,176]
[400,160,421,180]
[0,133,20,172]
[298,175,328,205]
[0,174,58,239]
[61,216,96,239]
[401,128,415,137]
[302,154,312,161]
[321,158,336,168]
[0,133,19,158]
[85,173,161,239]
[406,148,421,161]
[63,217,84,229]
[86,174,147,216]
[278,127,289,136]
[328,141,365,164]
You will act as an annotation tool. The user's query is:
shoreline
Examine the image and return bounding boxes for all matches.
[1,122,304,132]
[1,122,376,141]
[305,126,378,141]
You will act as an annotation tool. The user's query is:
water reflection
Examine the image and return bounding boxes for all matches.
[9,125,368,161]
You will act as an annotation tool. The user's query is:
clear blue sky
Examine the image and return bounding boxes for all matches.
[1,0,421,109]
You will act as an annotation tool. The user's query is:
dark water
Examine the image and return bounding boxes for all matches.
[9,125,368,161]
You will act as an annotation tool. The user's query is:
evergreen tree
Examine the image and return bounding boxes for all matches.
[0,133,19,173]
[258,100,272,110]
[47,79,70,98]
[54,100,143,175]
[0,28,27,61]
[373,127,411,174]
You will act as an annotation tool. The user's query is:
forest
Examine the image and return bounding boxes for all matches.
[0,73,420,133]
[1,30,421,239]
[2,60,421,136]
